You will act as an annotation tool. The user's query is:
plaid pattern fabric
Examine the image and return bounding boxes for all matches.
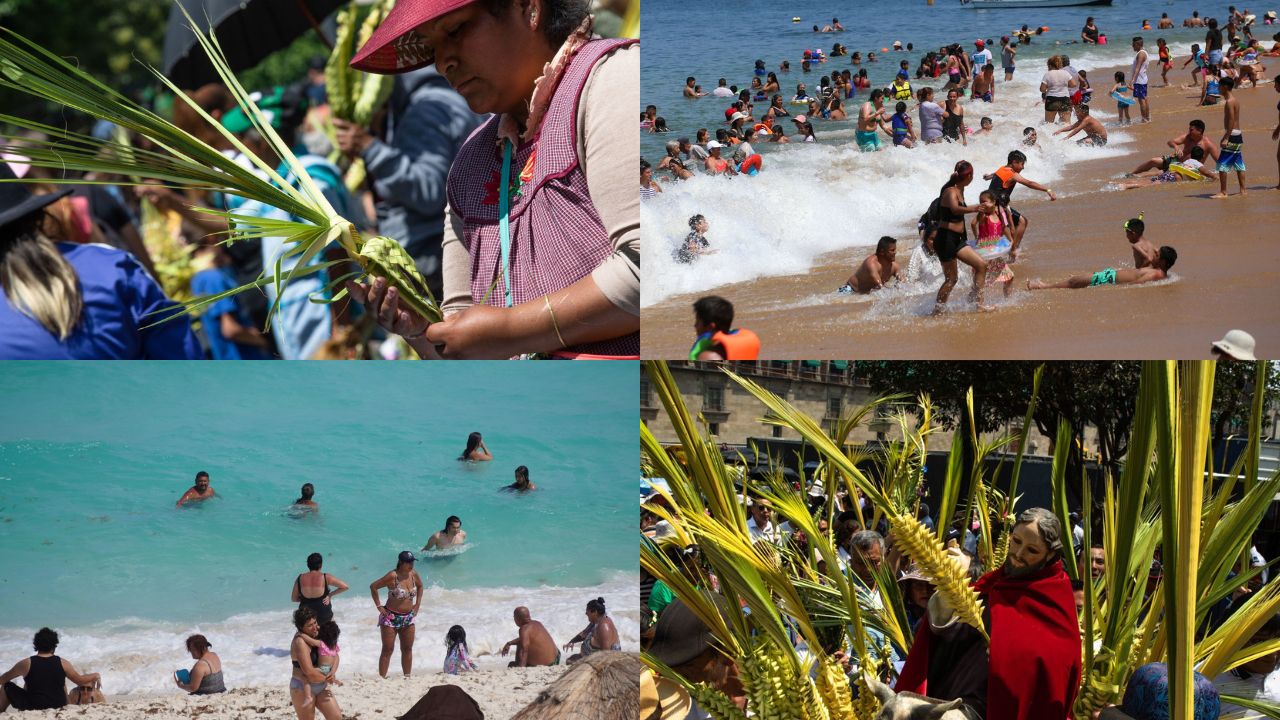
[446,38,639,358]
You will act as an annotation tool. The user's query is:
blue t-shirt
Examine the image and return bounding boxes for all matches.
[191,266,270,360]
[0,243,201,359]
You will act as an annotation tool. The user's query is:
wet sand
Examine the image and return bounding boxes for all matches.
[642,69,1280,359]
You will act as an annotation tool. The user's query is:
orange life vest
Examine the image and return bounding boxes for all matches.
[712,329,761,359]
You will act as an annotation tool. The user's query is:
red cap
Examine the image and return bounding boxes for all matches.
[350,0,478,74]
[975,39,985,47]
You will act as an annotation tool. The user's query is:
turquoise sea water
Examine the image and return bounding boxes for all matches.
[0,362,637,692]
[642,0,1228,304]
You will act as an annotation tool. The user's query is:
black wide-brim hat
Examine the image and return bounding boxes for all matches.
[0,160,73,229]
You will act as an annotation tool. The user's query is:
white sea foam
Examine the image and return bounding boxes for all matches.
[643,50,1144,308]
[0,571,637,696]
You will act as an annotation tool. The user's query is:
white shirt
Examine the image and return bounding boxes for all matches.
[747,517,780,543]
[1133,50,1150,84]
[972,49,992,68]
[711,86,735,97]
[1041,69,1074,97]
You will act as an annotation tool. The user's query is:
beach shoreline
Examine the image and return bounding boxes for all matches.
[642,60,1280,358]
[7,664,573,720]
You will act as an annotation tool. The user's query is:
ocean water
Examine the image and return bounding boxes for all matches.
[0,362,637,693]
[641,0,1227,306]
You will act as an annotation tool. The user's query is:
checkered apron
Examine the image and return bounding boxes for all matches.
[446,38,640,358]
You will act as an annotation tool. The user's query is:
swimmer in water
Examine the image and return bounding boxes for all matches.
[177,472,215,508]
[423,515,467,550]
[294,483,318,512]
[838,237,902,294]
[501,466,537,492]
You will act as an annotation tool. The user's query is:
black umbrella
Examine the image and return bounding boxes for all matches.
[162,0,346,89]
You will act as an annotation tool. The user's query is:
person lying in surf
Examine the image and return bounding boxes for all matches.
[838,236,902,294]
[1117,146,1217,188]
[1122,217,1161,268]
[1027,245,1177,290]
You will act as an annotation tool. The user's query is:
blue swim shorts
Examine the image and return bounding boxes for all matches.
[1132,83,1148,100]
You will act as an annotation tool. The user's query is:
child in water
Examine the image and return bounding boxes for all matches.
[891,101,916,147]
[443,625,479,674]
[1111,71,1133,124]
[674,214,715,264]
[969,191,1015,297]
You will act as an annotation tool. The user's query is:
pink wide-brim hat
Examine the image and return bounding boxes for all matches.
[350,0,477,74]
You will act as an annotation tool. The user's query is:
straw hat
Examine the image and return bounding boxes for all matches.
[510,652,641,720]
[640,668,692,720]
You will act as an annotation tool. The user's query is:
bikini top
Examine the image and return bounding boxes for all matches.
[388,573,417,603]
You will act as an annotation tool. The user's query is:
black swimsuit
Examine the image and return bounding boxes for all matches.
[933,189,969,262]
[296,574,333,624]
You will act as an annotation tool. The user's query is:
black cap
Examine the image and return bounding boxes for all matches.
[398,551,416,564]
[0,161,72,230]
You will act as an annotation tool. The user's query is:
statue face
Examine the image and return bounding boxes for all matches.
[1005,522,1050,576]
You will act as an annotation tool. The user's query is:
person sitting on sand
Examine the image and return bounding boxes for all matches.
[423,515,467,550]
[502,466,537,492]
[174,634,225,695]
[688,296,760,360]
[0,628,101,711]
[443,625,479,674]
[500,607,561,667]
[1053,104,1108,146]
[1130,119,1221,176]
[838,236,902,294]
[1118,146,1217,188]
[1028,247,1177,291]
[458,432,492,462]
[294,483,319,512]
[564,597,621,664]
[176,471,215,508]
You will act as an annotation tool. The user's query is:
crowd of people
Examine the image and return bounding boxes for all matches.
[0,429,628,716]
[1,0,639,359]
[640,472,1280,720]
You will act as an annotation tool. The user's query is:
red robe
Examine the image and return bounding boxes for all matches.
[896,559,1082,720]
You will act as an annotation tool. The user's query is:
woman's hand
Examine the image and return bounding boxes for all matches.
[425,306,522,359]
[347,278,430,339]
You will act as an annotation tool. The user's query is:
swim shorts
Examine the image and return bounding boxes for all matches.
[1045,96,1071,112]
[933,227,967,262]
[378,609,415,629]
[980,91,993,102]
[837,284,855,295]
[1209,49,1224,65]
[855,130,882,151]
[1132,83,1148,100]
[1155,170,1179,183]
[1218,132,1246,172]
[1003,65,1016,74]
[1080,134,1107,146]
[1090,268,1117,286]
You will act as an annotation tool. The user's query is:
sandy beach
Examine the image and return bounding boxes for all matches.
[9,665,568,719]
[642,66,1280,359]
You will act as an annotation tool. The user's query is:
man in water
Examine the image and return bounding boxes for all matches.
[1027,246,1177,290]
[1212,76,1248,198]
[500,607,561,666]
[683,76,699,98]
[839,236,902,294]
[1129,119,1220,175]
[1053,104,1108,146]
[971,64,996,102]
[176,472,215,508]
[856,89,891,152]
[423,515,466,550]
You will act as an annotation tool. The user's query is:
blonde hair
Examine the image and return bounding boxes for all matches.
[1048,55,1064,70]
[1,212,83,340]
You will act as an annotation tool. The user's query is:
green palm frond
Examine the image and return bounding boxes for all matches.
[0,7,440,329]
